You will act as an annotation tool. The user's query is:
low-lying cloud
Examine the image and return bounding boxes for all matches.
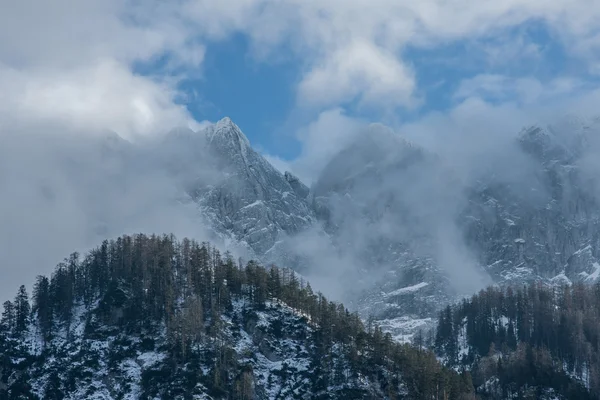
[0,127,224,300]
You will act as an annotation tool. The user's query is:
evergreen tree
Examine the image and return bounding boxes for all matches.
[0,300,14,333]
[0,234,475,400]
[13,285,30,335]
[33,275,52,345]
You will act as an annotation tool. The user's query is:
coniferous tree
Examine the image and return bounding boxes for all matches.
[0,234,475,400]
[0,300,14,333]
[33,275,52,345]
[13,285,30,336]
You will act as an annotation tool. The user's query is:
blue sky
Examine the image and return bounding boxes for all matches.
[183,34,300,159]
[2,0,600,180]
[172,17,598,164]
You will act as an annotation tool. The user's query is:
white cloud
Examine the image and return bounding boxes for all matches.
[0,129,220,302]
[298,41,416,109]
[180,0,600,109]
[287,108,367,184]
[0,61,200,139]
[454,74,589,105]
[0,0,205,138]
[2,0,600,137]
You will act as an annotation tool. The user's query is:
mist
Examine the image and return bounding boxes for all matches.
[275,106,600,315]
[2,101,600,321]
[0,124,234,302]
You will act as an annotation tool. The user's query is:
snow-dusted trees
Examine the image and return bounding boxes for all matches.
[13,285,30,336]
[0,233,473,400]
[435,282,600,399]
[32,275,51,346]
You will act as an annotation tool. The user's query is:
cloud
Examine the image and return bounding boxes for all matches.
[0,127,233,303]
[0,0,205,138]
[181,0,600,110]
[280,108,367,184]
[0,61,201,139]
[297,41,416,110]
[3,0,600,138]
[453,74,590,105]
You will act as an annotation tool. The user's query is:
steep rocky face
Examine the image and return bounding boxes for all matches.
[284,171,309,200]
[81,116,599,343]
[189,118,316,257]
[307,119,600,340]
[464,123,600,287]
[310,125,469,336]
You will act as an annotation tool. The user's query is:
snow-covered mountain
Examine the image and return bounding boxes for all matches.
[192,118,315,258]
[140,116,599,342]
[309,118,600,339]
[4,115,598,344]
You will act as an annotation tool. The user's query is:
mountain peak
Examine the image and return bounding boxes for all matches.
[207,117,251,150]
[215,116,235,129]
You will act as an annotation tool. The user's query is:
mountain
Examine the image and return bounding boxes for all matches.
[0,234,473,400]
[6,115,598,347]
[189,118,316,260]
[144,116,600,343]
[3,116,600,399]
[464,121,600,287]
[305,118,600,341]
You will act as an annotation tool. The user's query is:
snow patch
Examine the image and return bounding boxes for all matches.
[241,200,264,210]
[383,282,429,297]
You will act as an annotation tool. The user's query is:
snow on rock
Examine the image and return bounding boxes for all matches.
[378,316,433,343]
[551,272,572,285]
[193,117,317,258]
[383,282,429,297]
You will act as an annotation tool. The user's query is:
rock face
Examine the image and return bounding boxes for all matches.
[190,118,316,257]
[170,116,600,341]
[308,125,457,338]
[465,123,600,287]
[54,116,596,342]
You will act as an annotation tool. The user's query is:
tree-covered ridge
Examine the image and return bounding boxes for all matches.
[434,283,600,399]
[0,234,474,400]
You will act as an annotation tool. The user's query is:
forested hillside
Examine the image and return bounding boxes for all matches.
[434,283,600,399]
[0,234,474,399]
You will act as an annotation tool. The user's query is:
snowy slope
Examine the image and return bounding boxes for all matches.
[190,118,316,259]
[12,116,599,346]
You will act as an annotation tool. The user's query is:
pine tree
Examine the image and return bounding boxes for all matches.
[14,285,30,335]
[0,300,14,333]
[33,275,52,330]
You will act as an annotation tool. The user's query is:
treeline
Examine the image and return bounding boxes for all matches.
[434,282,600,399]
[0,234,475,399]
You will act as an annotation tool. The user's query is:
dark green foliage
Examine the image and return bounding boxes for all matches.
[13,286,30,336]
[434,282,600,399]
[0,234,473,399]
[32,276,52,346]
